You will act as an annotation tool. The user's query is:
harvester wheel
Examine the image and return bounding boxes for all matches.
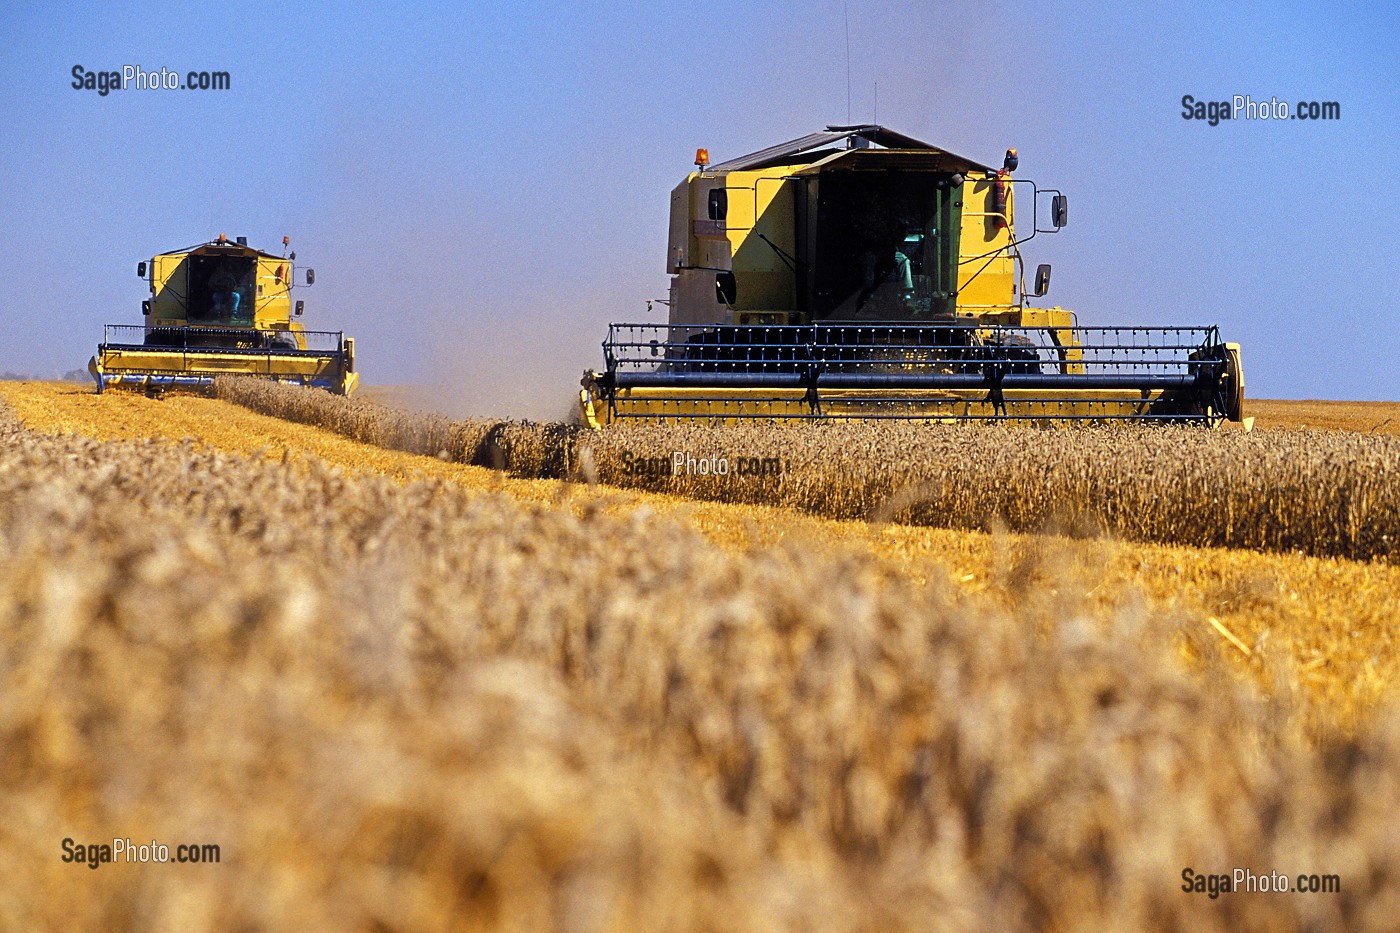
[1223,343,1245,422]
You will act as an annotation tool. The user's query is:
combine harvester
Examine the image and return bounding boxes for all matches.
[581,125,1243,426]
[90,234,357,395]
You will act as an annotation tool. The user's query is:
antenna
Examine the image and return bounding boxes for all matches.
[874,81,878,125]
[844,1,852,123]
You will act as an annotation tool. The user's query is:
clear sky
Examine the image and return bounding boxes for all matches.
[2,1,1396,418]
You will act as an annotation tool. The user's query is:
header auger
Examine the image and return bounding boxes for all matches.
[581,125,1243,426]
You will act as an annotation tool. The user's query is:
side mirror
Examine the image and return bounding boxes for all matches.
[1033,263,1052,298]
[1051,195,1068,228]
[295,300,304,317]
[142,300,151,315]
[305,268,315,285]
[136,261,147,278]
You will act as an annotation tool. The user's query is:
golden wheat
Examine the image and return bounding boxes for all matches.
[1246,398,1400,434]
[1,398,1396,931]
[6,379,1398,739]
[215,379,1400,562]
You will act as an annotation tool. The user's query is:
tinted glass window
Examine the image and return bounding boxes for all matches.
[708,188,727,221]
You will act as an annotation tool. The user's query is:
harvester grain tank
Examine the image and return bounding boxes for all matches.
[90,235,357,395]
[580,125,1243,426]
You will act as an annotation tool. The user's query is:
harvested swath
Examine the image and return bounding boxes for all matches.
[1248,398,1400,434]
[1,402,1396,931]
[214,377,574,476]
[214,379,1400,562]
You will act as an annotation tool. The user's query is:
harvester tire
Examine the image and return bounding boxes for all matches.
[1224,343,1245,422]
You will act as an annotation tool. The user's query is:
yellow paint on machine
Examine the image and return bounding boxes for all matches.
[94,341,359,395]
[91,235,358,396]
[580,385,1197,428]
[585,126,1245,427]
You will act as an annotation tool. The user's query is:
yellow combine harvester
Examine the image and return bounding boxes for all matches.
[90,234,357,395]
[581,125,1243,426]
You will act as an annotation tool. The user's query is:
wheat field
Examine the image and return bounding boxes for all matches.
[6,380,1398,736]
[1,379,1397,931]
[212,379,1400,563]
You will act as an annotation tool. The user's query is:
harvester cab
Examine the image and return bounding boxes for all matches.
[90,235,358,395]
[581,125,1244,426]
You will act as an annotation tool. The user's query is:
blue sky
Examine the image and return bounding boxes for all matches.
[1,1,1395,417]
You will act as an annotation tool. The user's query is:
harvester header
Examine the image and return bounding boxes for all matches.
[90,236,357,395]
[581,125,1243,426]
